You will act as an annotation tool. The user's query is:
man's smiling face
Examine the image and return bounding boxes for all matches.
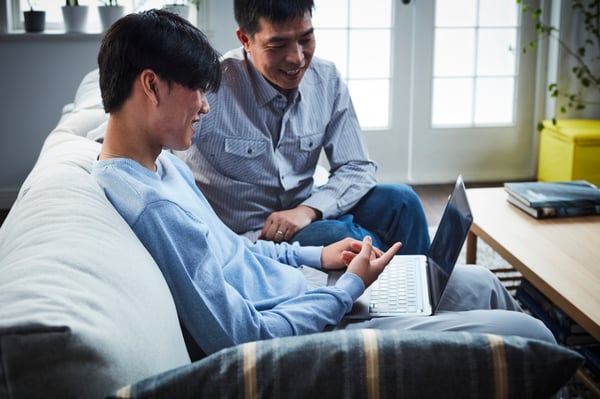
[238,11,315,97]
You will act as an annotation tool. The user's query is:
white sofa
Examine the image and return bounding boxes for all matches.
[0,70,584,399]
[0,70,191,397]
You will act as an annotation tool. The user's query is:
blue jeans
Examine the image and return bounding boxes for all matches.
[290,184,431,254]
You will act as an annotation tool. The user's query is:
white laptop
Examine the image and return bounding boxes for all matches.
[329,175,473,319]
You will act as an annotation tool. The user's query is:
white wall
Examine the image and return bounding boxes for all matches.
[0,35,101,208]
[0,0,238,209]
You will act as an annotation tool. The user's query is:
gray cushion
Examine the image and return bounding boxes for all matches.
[0,133,190,399]
[109,328,583,399]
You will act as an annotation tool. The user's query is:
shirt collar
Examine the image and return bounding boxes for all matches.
[244,50,302,107]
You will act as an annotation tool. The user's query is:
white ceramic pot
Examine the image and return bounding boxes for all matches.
[98,5,125,32]
[61,5,89,33]
[162,4,190,20]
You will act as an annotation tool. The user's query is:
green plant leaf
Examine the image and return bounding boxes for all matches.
[536,121,544,131]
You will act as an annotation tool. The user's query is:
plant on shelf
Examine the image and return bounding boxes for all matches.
[98,0,125,31]
[162,0,202,20]
[23,0,45,32]
[62,0,88,33]
[164,0,201,10]
[517,0,599,126]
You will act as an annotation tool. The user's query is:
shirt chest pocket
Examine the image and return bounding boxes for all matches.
[281,133,322,171]
[224,137,268,159]
[299,135,319,152]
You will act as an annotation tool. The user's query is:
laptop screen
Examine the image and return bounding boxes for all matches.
[426,175,473,311]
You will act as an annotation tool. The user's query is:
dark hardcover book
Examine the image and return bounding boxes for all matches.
[516,287,596,346]
[504,180,600,219]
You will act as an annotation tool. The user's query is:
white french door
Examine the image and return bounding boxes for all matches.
[315,0,540,184]
[407,0,538,183]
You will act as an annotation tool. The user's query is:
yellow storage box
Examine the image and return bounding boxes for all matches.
[538,119,600,187]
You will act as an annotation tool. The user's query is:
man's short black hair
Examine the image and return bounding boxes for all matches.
[234,0,315,37]
[98,9,221,113]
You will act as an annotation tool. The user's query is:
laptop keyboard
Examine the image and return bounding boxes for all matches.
[369,257,421,314]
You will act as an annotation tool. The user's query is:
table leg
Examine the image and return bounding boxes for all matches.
[466,231,477,264]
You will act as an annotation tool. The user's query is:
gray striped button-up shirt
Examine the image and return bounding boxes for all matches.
[176,47,377,237]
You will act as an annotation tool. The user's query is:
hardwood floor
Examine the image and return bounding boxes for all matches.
[413,182,503,226]
[412,184,454,226]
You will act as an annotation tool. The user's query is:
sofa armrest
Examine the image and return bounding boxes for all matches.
[57,69,107,136]
[0,133,190,399]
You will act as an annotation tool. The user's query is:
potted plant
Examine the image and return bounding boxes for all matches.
[62,0,89,33]
[518,0,599,186]
[518,0,600,125]
[98,0,125,32]
[163,0,200,21]
[23,0,45,33]
[162,1,190,19]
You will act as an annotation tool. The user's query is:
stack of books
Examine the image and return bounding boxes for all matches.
[516,280,597,346]
[504,180,600,219]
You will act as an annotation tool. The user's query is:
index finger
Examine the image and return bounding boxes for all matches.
[373,242,402,267]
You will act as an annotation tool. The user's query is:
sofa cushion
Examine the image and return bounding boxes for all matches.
[72,69,103,111]
[58,69,107,133]
[0,133,190,399]
[109,328,583,399]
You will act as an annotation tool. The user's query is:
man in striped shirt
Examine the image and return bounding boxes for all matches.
[94,9,555,358]
[176,0,430,255]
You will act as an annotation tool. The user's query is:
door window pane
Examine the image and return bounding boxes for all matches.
[315,29,349,77]
[435,0,477,27]
[434,29,475,77]
[349,79,390,127]
[478,0,518,27]
[313,0,392,129]
[349,0,392,28]
[349,29,390,79]
[474,77,515,124]
[432,0,519,127]
[477,28,517,76]
[312,0,348,28]
[432,78,474,126]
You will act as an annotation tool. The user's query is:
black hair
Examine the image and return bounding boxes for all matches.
[234,0,315,37]
[97,9,221,113]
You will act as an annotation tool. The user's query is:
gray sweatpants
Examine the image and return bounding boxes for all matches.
[305,265,555,343]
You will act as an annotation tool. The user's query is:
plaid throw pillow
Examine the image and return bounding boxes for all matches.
[109,329,582,399]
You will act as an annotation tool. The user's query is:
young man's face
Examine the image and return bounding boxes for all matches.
[155,80,210,151]
[237,11,316,97]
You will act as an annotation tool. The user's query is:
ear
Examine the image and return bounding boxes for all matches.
[139,69,159,106]
[236,28,252,52]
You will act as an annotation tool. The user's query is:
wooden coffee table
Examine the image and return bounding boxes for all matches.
[465,187,600,343]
